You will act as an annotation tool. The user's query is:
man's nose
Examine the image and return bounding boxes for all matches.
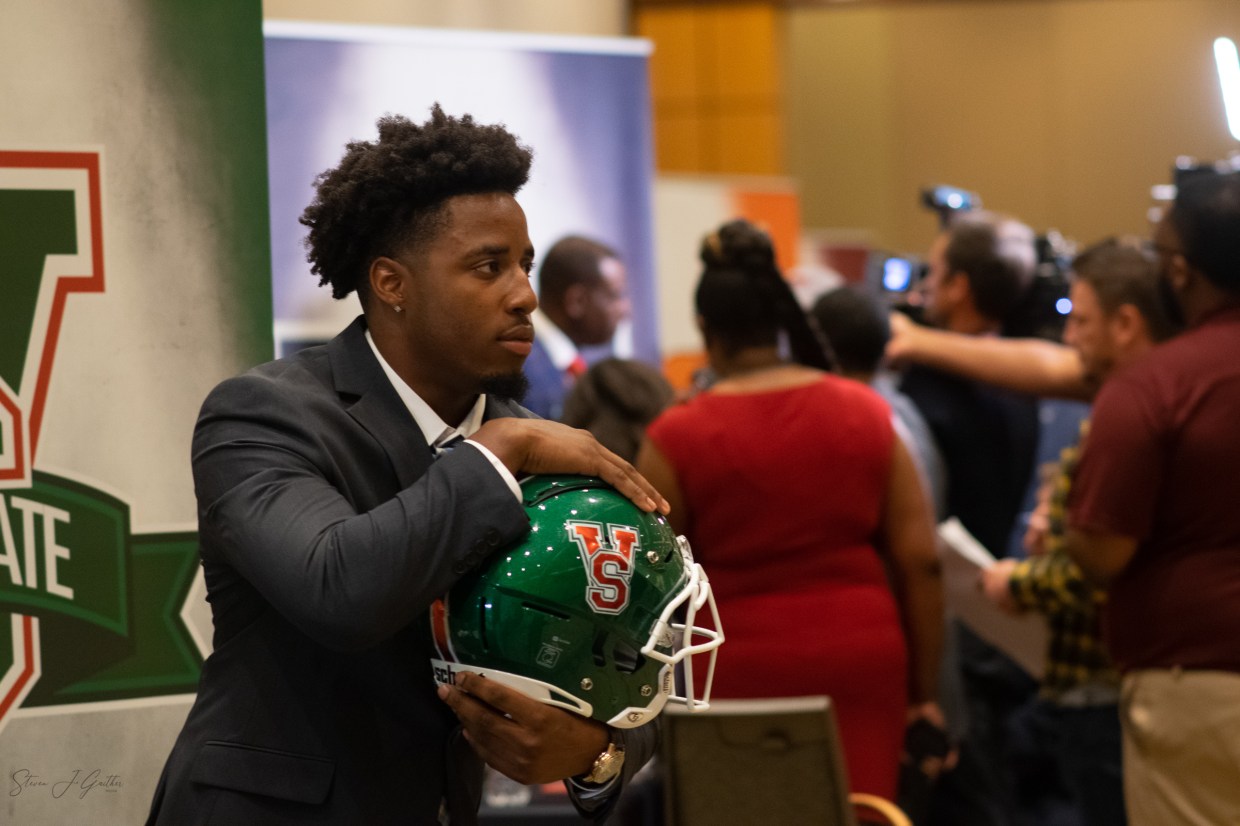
[510,270,537,313]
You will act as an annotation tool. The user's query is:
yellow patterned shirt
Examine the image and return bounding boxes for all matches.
[1008,421,1120,700]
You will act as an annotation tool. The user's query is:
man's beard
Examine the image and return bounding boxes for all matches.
[480,371,529,404]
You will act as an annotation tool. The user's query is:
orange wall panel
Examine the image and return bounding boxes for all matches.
[714,108,784,175]
[653,108,707,172]
[637,7,702,104]
[636,2,786,176]
[703,3,781,100]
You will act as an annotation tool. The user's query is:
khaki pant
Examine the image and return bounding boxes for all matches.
[1121,669,1240,826]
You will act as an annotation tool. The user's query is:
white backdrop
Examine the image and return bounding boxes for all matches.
[265,22,660,362]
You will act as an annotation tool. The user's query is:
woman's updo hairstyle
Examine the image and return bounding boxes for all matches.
[695,219,835,371]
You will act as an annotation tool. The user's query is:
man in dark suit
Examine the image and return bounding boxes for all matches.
[524,236,631,420]
[147,106,666,825]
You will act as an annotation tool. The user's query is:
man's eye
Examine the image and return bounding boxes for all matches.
[522,260,535,275]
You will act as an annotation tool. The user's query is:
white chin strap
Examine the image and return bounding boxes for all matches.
[428,658,671,729]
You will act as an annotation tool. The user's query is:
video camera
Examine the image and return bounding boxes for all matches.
[1172,153,1240,189]
[864,184,1073,340]
[1007,230,1073,340]
[921,184,982,228]
[1149,154,1240,210]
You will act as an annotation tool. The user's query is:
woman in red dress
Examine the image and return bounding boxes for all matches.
[636,220,944,800]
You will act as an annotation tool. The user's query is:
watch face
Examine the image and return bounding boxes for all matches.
[589,745,624,783]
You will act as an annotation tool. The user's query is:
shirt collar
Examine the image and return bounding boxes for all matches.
[532,308,579,372]
[365,330,486,448]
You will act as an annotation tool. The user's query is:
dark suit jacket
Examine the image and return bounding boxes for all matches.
[148,317,651,825]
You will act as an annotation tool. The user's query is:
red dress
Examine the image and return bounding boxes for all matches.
[647,376,908,798]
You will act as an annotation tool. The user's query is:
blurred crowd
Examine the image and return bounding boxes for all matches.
[533,168,1240,826]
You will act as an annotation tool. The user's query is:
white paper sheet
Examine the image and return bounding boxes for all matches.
[937,518,1049,679]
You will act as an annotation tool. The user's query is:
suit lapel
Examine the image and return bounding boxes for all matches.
[328,317,433,488]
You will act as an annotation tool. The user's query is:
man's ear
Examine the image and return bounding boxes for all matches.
[1167,253,1192,293]
[945,270,971,306]
[1110,303,1145,349]
[369,256,408,311]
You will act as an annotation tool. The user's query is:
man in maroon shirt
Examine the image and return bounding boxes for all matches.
[1065,172,1240,824]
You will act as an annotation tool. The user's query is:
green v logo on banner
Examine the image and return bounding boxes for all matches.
[0,151,202,731]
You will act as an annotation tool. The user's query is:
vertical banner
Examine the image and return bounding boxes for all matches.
[0,2,270,824]
[264,22,660,362]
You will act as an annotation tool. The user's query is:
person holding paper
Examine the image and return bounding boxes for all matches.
[978,238,1180,826]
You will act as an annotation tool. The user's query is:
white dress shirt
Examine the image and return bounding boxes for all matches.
[365,330,521,499]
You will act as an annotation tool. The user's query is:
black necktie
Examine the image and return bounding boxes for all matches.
[433,434,465,458]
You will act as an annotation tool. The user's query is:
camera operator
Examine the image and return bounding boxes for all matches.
[898,211,1043,826]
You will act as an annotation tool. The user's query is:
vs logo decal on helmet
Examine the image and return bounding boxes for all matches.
[566,520,637,615]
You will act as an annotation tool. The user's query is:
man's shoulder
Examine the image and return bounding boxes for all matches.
[1096,328,1213,406]
[899,365,981,422]
[201,345,336,418]
[225,344,330,387]
[898,363,967,397]
[1138,317,1239,374]
[903,362,1033,404]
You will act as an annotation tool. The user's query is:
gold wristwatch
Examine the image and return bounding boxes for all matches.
[582,741,625,784]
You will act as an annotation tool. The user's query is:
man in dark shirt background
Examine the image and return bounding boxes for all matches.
[900,211,1043,826]
[1066,173,1240,825]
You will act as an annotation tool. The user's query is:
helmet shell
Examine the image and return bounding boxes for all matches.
[433,475,690,727]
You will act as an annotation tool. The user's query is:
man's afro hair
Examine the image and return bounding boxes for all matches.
[300,104,534,300]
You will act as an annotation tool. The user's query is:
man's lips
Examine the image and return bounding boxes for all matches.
[498,328,534,356]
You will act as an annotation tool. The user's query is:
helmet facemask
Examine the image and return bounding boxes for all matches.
[640,535,723,717]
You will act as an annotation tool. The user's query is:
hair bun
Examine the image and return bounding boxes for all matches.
[700,219,777,273]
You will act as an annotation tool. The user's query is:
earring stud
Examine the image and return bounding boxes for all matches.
[393,304,403,313]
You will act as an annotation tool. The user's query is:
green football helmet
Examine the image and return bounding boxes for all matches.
[430,474,723,728]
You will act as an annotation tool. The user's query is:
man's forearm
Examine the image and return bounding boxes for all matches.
[889,318,1095,400]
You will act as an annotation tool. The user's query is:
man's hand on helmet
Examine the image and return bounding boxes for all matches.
[471,418,669,514]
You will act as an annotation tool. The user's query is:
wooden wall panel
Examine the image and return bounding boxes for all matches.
[786,0,1240,255]
[638,2,785,174]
